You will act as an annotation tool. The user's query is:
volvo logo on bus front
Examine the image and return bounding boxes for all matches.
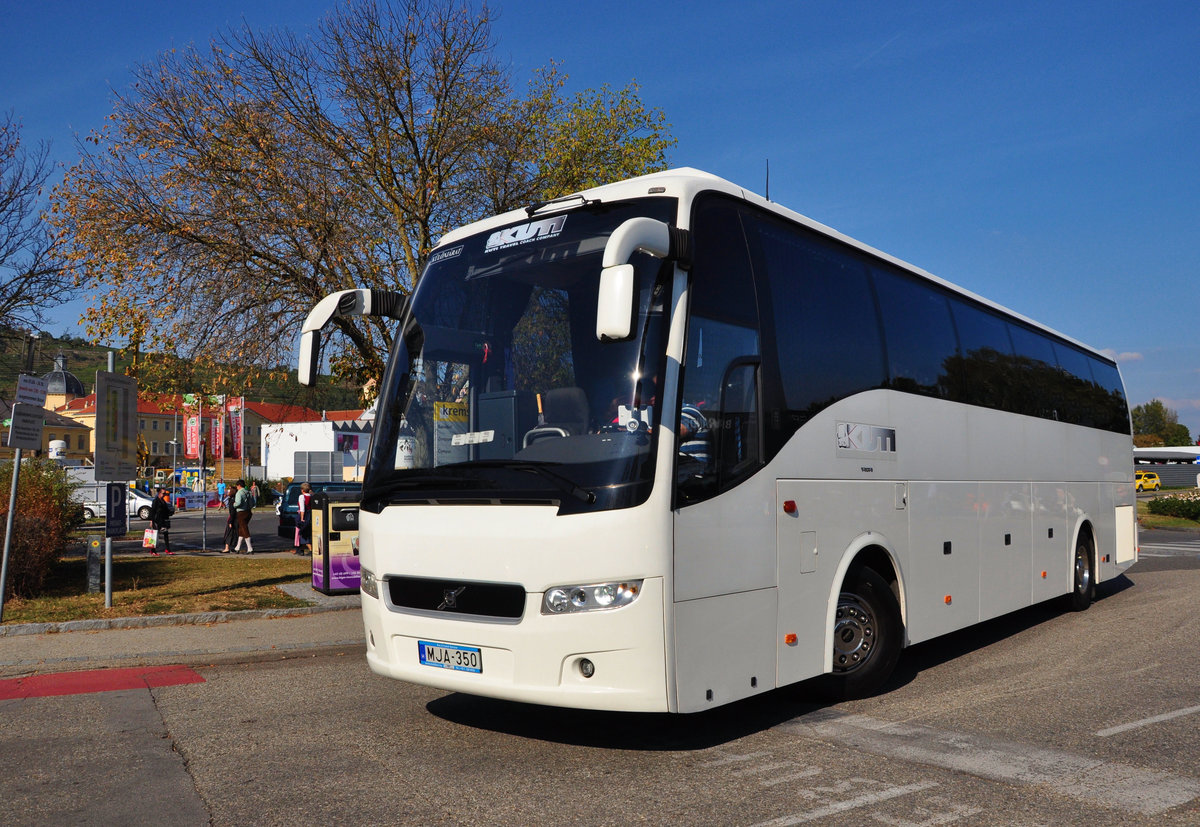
[836,422,898,461]
[438,586,467,611]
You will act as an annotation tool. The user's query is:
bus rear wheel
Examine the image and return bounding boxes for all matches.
[1067,537,1095,612]
[820,566,902,700]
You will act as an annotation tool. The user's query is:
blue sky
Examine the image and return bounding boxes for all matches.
[3,1,1198,437]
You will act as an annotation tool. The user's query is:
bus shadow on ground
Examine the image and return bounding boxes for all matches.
[884,572,1135,688]
[427,575,1136,750]
[426,689,828,751]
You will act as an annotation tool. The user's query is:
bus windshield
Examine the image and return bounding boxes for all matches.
[363,197,677,515]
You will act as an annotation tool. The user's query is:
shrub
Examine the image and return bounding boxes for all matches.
[0,457,85,600]
[1146,491,1200,522]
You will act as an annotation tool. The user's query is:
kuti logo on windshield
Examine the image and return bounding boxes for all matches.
[484,215,568,253]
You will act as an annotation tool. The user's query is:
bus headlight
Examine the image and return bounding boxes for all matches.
[541,580,642,614]
[360,567,379,599]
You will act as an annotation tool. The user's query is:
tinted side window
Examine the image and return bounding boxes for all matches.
[1089,358,1131,433]
[1008,322,1060,420]
[1053,343,1097,427]
[948,299,1014,409]
[873,266,958,398]
[750,215,886,420]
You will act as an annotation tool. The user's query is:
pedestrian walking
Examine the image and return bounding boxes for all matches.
[250,480,260,506]
[232,479,255,554]
[220,485,238,553]
[293,481,313,555]
[148,487,176,556]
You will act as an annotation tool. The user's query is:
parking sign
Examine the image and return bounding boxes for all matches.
[105,483,127,538]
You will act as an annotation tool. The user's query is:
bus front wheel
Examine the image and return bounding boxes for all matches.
[821,566,902,700]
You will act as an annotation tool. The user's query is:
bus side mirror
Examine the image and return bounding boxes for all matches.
[298,330,321,387]
[298,288,409,386]
[596,217,683,342]
[596,264,636,341]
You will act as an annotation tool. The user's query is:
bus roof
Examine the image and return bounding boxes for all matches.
[433,168,1113,364]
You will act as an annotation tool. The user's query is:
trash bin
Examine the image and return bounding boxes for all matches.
[312,491,361,595]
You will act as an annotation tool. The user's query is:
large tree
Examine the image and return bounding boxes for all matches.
[1131,398,1192,446]
[0,113,71,331]
[51,0,674,399]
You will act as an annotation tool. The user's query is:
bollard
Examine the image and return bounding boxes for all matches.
[87,535,103,594]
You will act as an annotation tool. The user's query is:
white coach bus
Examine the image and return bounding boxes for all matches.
[299,168,1136,713]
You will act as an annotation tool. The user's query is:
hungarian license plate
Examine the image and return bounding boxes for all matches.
[418,640,483,674]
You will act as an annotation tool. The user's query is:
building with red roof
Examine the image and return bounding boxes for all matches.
[55,393,324,478]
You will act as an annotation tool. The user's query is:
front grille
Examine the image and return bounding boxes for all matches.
[387,576,526,619]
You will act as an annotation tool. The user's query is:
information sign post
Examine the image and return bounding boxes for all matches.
[94,371,138,482]
[0,377,48,621]
[94,361,137,608]
[14,375,47,407]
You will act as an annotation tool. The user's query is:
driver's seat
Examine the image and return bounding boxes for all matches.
[523,387,589,448]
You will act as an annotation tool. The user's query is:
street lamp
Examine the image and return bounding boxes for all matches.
[167,440,180,505]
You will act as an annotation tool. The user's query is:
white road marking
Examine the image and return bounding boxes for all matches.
[778,711,1200,816]
[749,781,940,827]
[701,751,771,768]
[757,767,821,787]
[1139,541,1200,556]
[869,794,983,826]
[1096,704,1200,737]
[730,760,799,776]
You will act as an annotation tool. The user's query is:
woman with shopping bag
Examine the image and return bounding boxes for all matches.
[147,488,176,556]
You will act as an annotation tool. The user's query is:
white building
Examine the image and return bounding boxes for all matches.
[262,410,372,481]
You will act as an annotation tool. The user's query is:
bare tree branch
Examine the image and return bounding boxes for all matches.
[0,112,72,331]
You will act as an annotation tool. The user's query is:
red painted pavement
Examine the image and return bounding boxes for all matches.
[0,665,205,699]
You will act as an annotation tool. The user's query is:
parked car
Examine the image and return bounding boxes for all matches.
[81,488,157,521]
[130,489,155,520]
[1135,470,1161,492]
[277,480,362,537]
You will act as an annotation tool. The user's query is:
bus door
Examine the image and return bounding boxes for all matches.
[669,196,777,712]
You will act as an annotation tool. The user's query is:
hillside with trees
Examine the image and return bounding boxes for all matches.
[0,326,361,412]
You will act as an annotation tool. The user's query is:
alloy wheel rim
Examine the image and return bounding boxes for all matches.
[833,593,876,673]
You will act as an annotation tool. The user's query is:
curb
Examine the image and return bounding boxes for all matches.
[0,603,356,638]
[0,583,360,638]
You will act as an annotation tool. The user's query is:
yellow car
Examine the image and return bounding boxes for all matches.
[1135,470,1161,492]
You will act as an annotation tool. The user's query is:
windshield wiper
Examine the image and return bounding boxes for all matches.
[467,460,596,504]
[524,194,602,217]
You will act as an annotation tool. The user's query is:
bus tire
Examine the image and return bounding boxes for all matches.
[1067,536,1095,612]
[820,566,902,701]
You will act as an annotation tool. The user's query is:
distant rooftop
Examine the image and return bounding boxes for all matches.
[42,353,85,398]
[1133,446,1200,464]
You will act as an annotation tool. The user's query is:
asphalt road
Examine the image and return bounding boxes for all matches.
[4,536,1198,825]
